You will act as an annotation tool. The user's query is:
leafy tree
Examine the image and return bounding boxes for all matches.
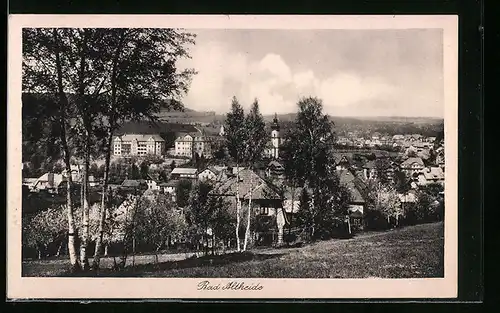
[223,96,248,251]
[211,197,235,251]
[296,187,312,230]
[374,158,391,186]
[129,163,141,180]
[23,207,67,259]
[140,161,149,179]
[97,164,106,179]
[89,163,99,177]
[89,28,195,269]
[393,169,411,193]
[158,170,168,183]
[22,29,82,271]
[416,191,434,222]
[281,97,348,239]
[134,194,188,263]
[186,181,215,255]
[176,180,193,208]
[242,99,267,251]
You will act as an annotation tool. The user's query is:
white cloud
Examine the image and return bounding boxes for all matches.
[179,41,399,115]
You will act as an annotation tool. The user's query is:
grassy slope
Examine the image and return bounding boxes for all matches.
[143,222,444,278]
[23,222,444,278]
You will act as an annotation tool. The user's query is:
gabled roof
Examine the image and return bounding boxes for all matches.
[116,134,165,142]
[267,160,284,169]
[401,157,425,168]
[121,179,145,187]
[338,170,367,204]
[158,179,180,187]
[23,178,38,184]
[211,169,281,200]
[171,167,198,175]
[421,167,444,180]
[363,160,376,169]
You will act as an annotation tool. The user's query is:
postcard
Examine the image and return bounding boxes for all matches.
[7,14,458,299]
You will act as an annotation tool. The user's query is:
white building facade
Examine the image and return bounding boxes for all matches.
[112,134,165,157]
[174,133,214,158]
[264,114,281,159]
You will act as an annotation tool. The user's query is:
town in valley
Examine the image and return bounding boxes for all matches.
[21,27,445,278]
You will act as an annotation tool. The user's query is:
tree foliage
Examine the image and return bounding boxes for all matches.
[176,179,193,208]
[281,97,350,239]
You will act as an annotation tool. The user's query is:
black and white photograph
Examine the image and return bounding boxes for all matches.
[8,15,458,299]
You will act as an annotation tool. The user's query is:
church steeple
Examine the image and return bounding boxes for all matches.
[271,112,280,131]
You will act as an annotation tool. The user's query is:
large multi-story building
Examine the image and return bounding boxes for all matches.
[174,132,215,158]
[112,134,165,157]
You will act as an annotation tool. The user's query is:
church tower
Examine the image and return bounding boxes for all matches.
[271,113,280,159]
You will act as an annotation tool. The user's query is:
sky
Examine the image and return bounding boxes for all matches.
[177,29,444,118]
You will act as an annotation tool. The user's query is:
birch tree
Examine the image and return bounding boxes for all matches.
[22,28,83,271]
[281,97,349,239]
[223,96,247,251]
[91,28,196,269]
[242,99,267,251]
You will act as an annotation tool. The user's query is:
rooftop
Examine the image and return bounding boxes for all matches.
[401,157,425,167]
[115,134,165,142]
[171,168,198,175]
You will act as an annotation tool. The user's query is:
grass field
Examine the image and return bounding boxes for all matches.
[23,222,444,278]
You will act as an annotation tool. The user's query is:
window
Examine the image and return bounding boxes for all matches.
[259,207,269,215]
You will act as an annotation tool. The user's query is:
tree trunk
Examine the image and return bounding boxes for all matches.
[56,241,63,257]
[235,163,241,252]
[243,169,253,251]
[92,131,113,269]
[288,184,296,238]
[80,150,90,270]
[104,244,109,257]
[347,215,352,235]
[53,28,81,272]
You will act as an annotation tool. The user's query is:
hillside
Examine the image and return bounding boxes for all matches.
[23,222,444,278]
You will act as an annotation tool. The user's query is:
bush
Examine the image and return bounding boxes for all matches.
[364,208,390,231]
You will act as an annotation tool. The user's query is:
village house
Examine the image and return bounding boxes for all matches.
[112,134,165,157]
[362,160,377,180]
[88,175,99,187]
[435,147,445,170]
[417,167,445,186]
[198,167,219,182]
[334,155,351,171]
[170,167,198,180]
[22,177,38,192]
[400,157,425,176]
[398,190,418,215]
[158,179,179,194]
[337,170,369,231]
[210,169,285,245]
[62,164,83,182]
[145,174,160,190]
[33,173,66,194]
[265,160,285,180]
[215,166,246,181]
[392,134,405,141]
[121,179,149,191]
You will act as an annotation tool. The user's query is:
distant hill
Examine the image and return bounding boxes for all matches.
[152,106,444,137]
[115,121,199,135]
